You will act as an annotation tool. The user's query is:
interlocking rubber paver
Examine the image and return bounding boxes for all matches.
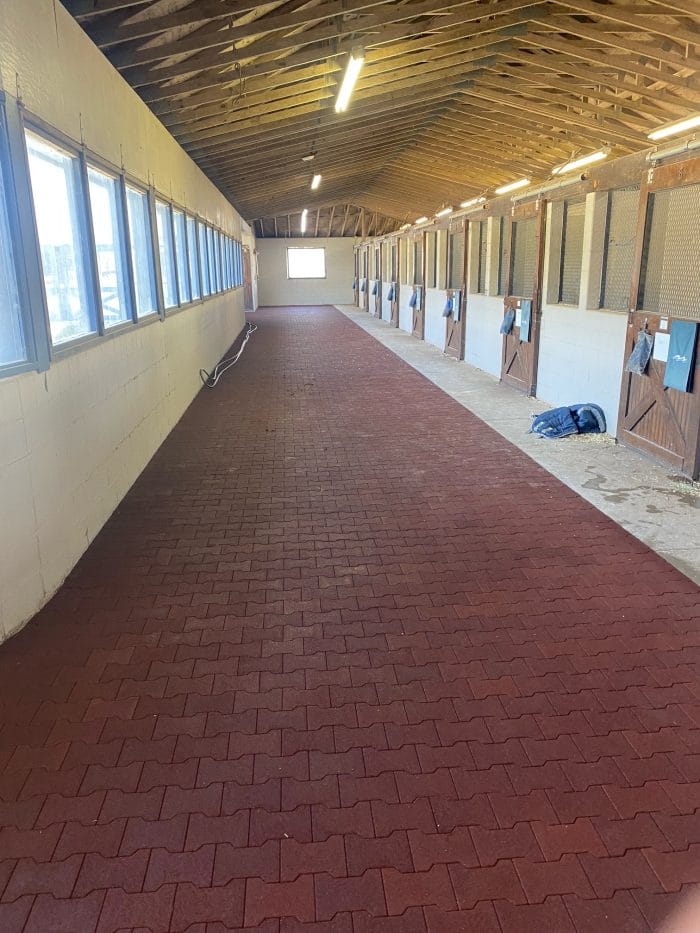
[1,305,699,930]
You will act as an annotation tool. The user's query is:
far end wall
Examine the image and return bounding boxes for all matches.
[257,237,356,306]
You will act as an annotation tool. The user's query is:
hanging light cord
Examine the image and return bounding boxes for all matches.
[199,321,257,388]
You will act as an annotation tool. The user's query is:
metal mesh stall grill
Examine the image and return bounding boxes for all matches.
[558,198,586,304]
[600,186,640,311]
[497,216,506,295]
[413,237,424,285]
[374,246,381,279]
[448,227,465,288]
[510,217,537,297]
[426,231,437,287]
[640,182,700,321]
[399,238,408,284]
[391,241,398,281]
[476,220,488,293]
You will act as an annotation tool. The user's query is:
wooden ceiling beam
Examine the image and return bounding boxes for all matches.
[531,18,700,75]
[552,0,700,47]
[519,31,699,91]
[124,0,543,88]
[63,0,149,18]
[497,50,693,115]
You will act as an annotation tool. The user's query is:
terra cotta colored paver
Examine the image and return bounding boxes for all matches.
[1,306,699,931]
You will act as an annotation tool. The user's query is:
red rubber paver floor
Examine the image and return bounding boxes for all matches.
[1,305,699,932]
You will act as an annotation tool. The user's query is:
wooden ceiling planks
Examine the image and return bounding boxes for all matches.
[63,0,700,236]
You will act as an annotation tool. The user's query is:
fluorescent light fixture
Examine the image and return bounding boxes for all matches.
[414,216,428,224]
[436,206,453,217]
[302,153,315,162]
[311,174,322,190]
[399,222,411,230]
[495,178,530,195]
[460,196,486,208]
[335,51,364,113]
[300,208,308,234]
[552,149,609,175]
[648,113,700,141]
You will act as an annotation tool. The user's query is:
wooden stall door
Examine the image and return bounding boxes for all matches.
[444,290,464,359]
[375,246,382,316]
[617,158,700,479]
[444,219,468,359]
[390,285,399,326]
[501,204,545,396]
[411,288,424,339]
[242,247,254,311]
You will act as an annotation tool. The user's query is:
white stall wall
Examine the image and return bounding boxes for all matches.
[537,307,627,431]
[399,291,414,333]
[256,238,356,306]
[0,0,247,642]
[424,289,447,350]
[465,295,503,378]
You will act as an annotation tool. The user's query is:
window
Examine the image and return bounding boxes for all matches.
[26,131,94,345]
[600,186,639,311]
[510,217,537,298]
[155,200,177,309]
[87,166,131,328]
[0,114,26,366]
[206,226,217,292]
[496,217,507,296]
[476,221,487,294]
[287,247,326,278]
[186,215,200,299]
[448,227,465,289]
[556,199,585,304]
[426,232,437,288]
[237,242,243,285]
[173,208,191,304]
[413,238,423,285]
[198,222,210,296]
[125,185,158,318]
[640,181,700,319]
[223,237,231,289]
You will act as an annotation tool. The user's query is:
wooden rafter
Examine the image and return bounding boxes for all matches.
[66,0,700,227]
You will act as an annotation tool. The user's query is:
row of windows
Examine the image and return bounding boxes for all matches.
[0,104,244,375]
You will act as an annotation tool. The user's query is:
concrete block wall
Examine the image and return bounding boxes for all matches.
[256,238,356,306]
[0,0,248,642]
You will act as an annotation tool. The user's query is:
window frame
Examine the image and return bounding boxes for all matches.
[23,119,101,353]
[0,97,45,376]
[155,197,179,310]
[84,157,136,333]
[125,179,163,322]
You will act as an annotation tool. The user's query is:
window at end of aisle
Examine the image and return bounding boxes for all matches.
[287,247,325,279]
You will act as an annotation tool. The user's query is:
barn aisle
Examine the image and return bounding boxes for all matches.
[1,306,698,932]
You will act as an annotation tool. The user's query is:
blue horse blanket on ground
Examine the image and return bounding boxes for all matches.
[530,403,606,439]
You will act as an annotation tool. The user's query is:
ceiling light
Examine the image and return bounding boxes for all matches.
[552,149,609,175]
[436,206,453,217]
[460,196,486,208]
[415,216,428,224]
[301,208,308,234]
[335,51,364,113]
[399,222,411,230]
[311,174,322,190]
[495,178,530,195]
[302,154,315,162]
[648,113,700,141]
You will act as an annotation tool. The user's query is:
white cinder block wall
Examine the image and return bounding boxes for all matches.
[256,238,356,306]
[536,195,628,427]
[0,0,248,642]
